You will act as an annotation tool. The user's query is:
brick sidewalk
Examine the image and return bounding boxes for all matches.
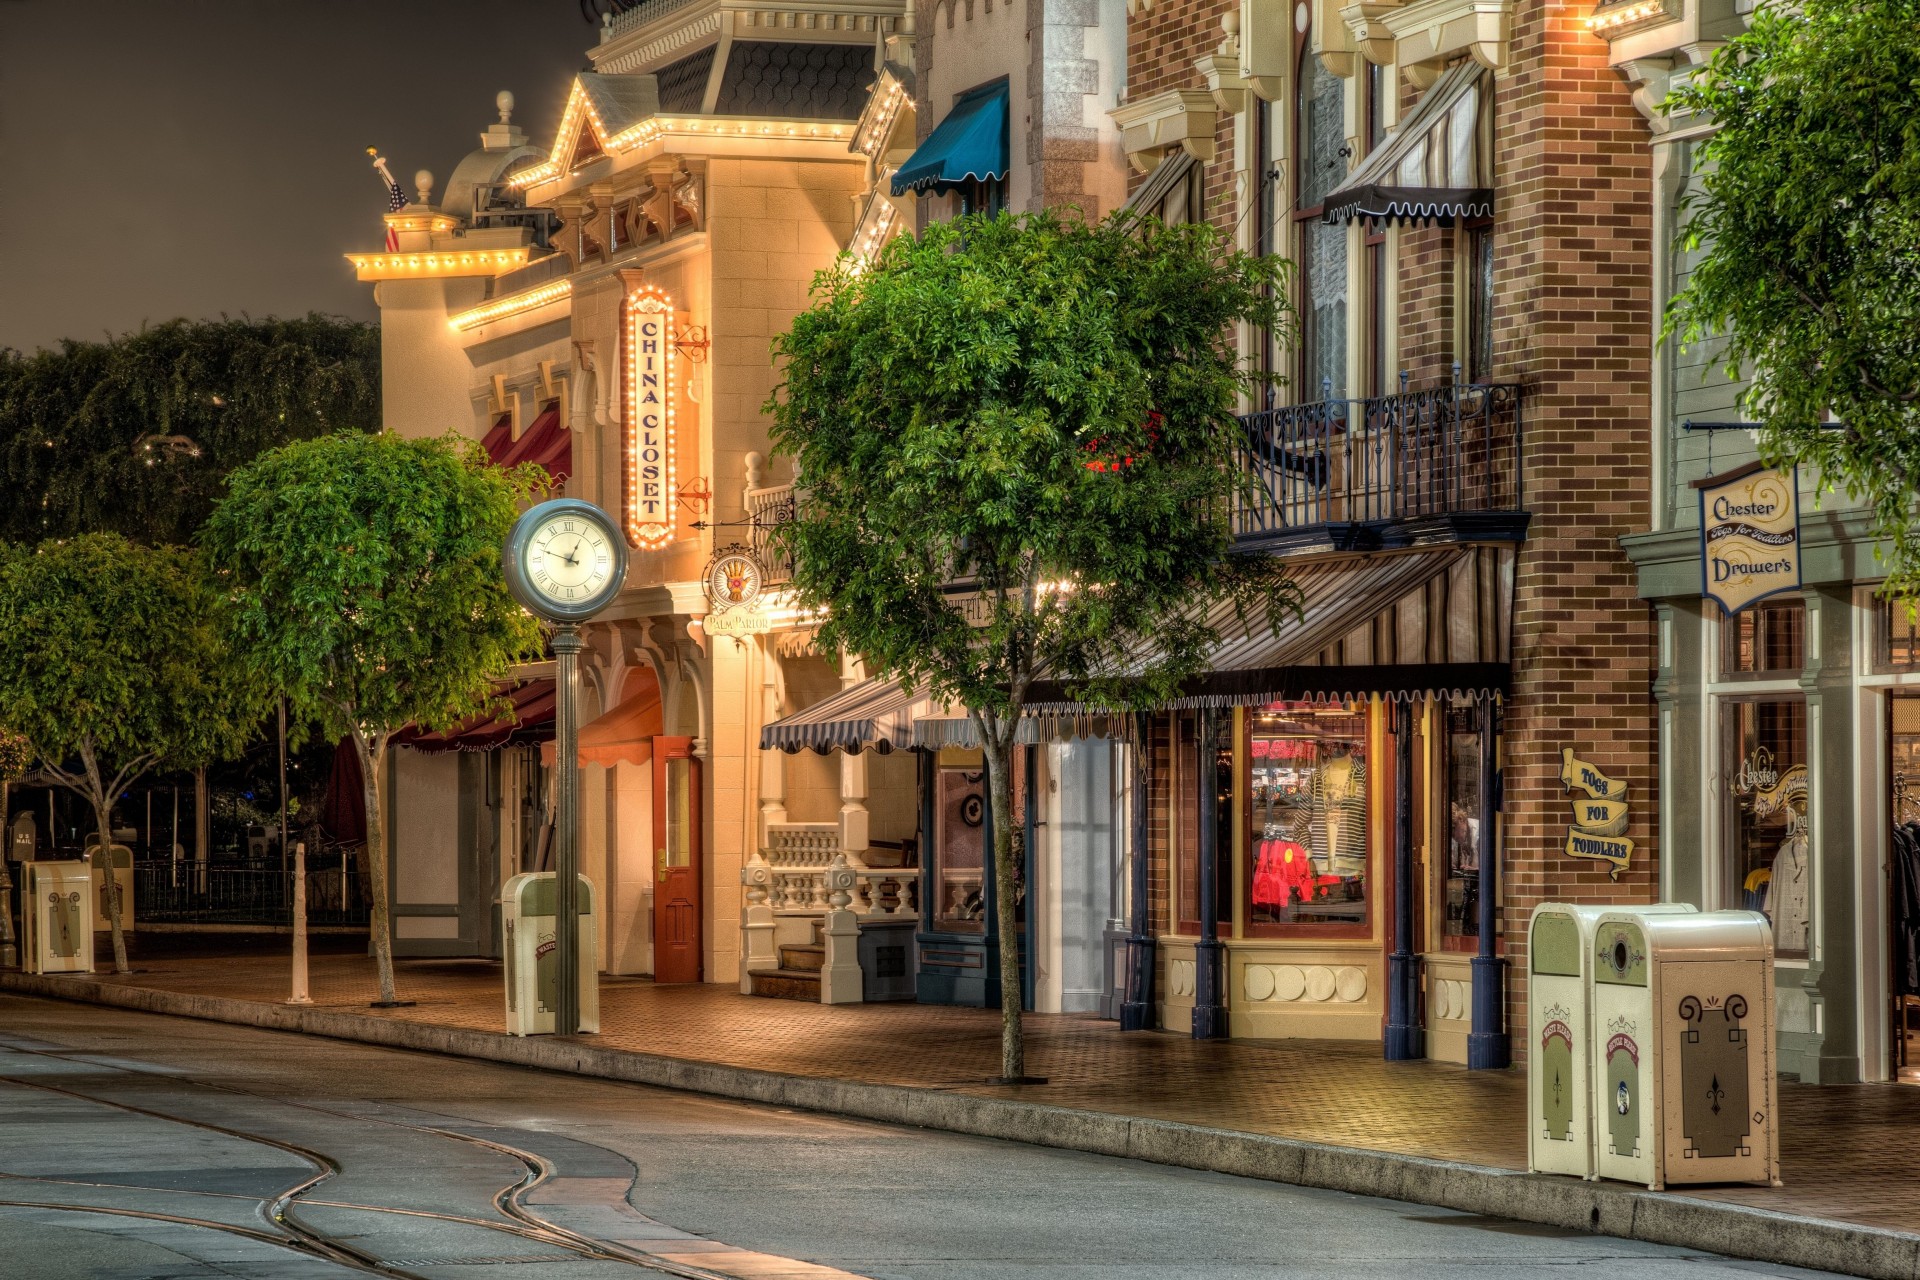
[40,941,1920,1237]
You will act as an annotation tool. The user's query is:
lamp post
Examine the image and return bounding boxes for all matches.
[552,622,583,1036]
[502,498,628,1038]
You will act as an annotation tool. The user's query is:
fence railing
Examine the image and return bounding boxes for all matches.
[1233,380,1523,543]
[134,859,369,928]
[746,483,796,585]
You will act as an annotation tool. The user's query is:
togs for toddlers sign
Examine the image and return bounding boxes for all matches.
[1696,462,1801,615]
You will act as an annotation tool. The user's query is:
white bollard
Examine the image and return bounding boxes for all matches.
[287,841,312,1006]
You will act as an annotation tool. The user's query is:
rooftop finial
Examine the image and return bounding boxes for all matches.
[496,90,515,124]
[414,169,435,204]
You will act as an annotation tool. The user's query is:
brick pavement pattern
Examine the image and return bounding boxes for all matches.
[56,947,1920,1237]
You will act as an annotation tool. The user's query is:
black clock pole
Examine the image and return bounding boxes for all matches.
[553,621,583,1036]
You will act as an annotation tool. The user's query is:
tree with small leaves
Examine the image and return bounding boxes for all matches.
[768,210,1300,1080]
[0,535,267,973]
[1666,0,1920,602]
[203,432,545,1004]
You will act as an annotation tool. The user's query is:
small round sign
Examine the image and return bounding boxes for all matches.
[503,498,629,623]
[704,547,764,612]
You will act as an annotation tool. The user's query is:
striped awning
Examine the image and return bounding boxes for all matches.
[761,678,938,754]
[1322,61,1490,226]
[1121,150,1197,217]
[1023,547,1503,713]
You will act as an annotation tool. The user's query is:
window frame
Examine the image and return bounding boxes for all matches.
[1241,701,1376,940]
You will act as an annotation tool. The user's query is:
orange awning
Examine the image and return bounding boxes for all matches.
[542,672,662,768]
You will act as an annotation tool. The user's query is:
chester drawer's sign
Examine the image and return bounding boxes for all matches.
[1561,748,1633,879]
[1697,463,1801,616]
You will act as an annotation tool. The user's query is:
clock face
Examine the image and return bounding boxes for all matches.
[527,514,615,608]
[505,499,628,622]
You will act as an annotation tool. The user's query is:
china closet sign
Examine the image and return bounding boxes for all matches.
[622,283,679,550]
[1697,463,1801,615]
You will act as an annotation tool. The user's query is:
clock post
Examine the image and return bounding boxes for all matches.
[502,498,629,1039]
[552,620,583,1037]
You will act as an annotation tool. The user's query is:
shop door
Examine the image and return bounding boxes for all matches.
[652,737,702,983]
[1889,695,1920,1079]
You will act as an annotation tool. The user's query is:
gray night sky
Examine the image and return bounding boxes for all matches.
[0,0,595,353]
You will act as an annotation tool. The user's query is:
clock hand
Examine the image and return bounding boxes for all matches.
[561,537,582,566]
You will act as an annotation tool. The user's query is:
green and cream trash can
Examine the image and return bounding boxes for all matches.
[22,861,92,974]
[1528,902,1696,1179]
[501,872,599,1037]
[1589,909,1779,1190]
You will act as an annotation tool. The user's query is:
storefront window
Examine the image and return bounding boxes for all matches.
[1442,703,1483,944]
[1723,697,1809,959]
[1879,599,1919,671]
[933,754,986,932]
[930,748,1029,934]
[1247,703,1368,932]
[1722,597,1805,678]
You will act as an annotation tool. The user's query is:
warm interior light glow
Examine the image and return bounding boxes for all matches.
[448,278,574,331]
[622,283,679,549]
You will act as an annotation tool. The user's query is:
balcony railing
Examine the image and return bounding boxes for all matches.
[1233,380,1526,552]
[746,483,796,585]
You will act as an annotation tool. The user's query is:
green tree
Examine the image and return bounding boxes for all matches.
[203,432,545,1004]
[0,535,266,972]
[768,210,1299,1079]
[0,315,378,546]
[1666,0,1920,600]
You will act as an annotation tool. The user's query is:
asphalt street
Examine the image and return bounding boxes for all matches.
[0,993,1841,1280]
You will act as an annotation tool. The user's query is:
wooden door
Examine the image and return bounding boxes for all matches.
[652,737,702,983]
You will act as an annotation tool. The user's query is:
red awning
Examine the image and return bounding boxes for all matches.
[320,737,367,846]
[394,680,557,754]
[541,670,662,768]
[483,402,571,485]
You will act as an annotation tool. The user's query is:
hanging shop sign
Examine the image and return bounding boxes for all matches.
[622,283,679,549]
[702,544,770,637]
[1696,463,1801,616]
[1560,747,1633,879]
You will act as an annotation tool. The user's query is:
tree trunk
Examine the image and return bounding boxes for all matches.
[981,725,1024,1082]
[355,731,397,1005]
[90,794,129,975]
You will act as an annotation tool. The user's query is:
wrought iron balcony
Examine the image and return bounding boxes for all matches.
[746,482,797,585]
[1232,379,1527,554]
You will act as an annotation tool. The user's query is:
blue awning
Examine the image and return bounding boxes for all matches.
[890,81,1008,196]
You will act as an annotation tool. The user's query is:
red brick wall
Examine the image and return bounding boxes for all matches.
[1490,1,1659,1062]
[1125,0,1241,236]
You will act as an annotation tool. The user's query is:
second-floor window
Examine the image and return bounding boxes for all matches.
[1465,218,1494,383]
[1297,44,1348,402]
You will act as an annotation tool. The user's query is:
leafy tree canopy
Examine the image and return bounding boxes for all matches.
[1667,0,1920,599]
[0,533,267,969]
[769,210,1299,730]
[204,431,544,749]
[0,315,378,545]
[768,209,1299,1077]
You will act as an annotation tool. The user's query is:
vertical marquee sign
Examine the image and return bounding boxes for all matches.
[1696,462,1801,615]
[622,282,678,549]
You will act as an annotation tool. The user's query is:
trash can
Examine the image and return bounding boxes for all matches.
[85,843,134,933]
[501,872,599,1036]
[22,861,92,974]
[1590,909,1779,1190]
[1527,902,1696,1179]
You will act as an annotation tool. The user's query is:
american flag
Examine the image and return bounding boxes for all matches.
[368,148,406,251]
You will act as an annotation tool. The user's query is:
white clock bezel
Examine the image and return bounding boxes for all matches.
[503,499,629,622]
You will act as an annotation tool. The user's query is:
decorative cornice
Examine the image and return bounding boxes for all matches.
[597,11,723,74]
[344,248,529,281]
[1339,0,1515,80]
[1110,89,1218,171]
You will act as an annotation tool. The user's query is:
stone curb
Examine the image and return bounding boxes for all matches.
[4,971,1911,1280]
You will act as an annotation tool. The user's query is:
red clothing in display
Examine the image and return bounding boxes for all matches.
[1252,840,1317,908]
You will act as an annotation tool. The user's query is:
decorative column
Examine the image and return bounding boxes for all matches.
[819,853,863,1004]
[1120,711,1156,1030]
[1192,707,1228,1039]
[839,654,870,861]
[1467,697,1509,1069]
[759,645,788,845]
[1385,698,1424,1060]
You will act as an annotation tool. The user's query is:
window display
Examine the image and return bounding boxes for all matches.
[1247,703,1368,930]
[1723,697,1808,958]
[1443,703,1483,943]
